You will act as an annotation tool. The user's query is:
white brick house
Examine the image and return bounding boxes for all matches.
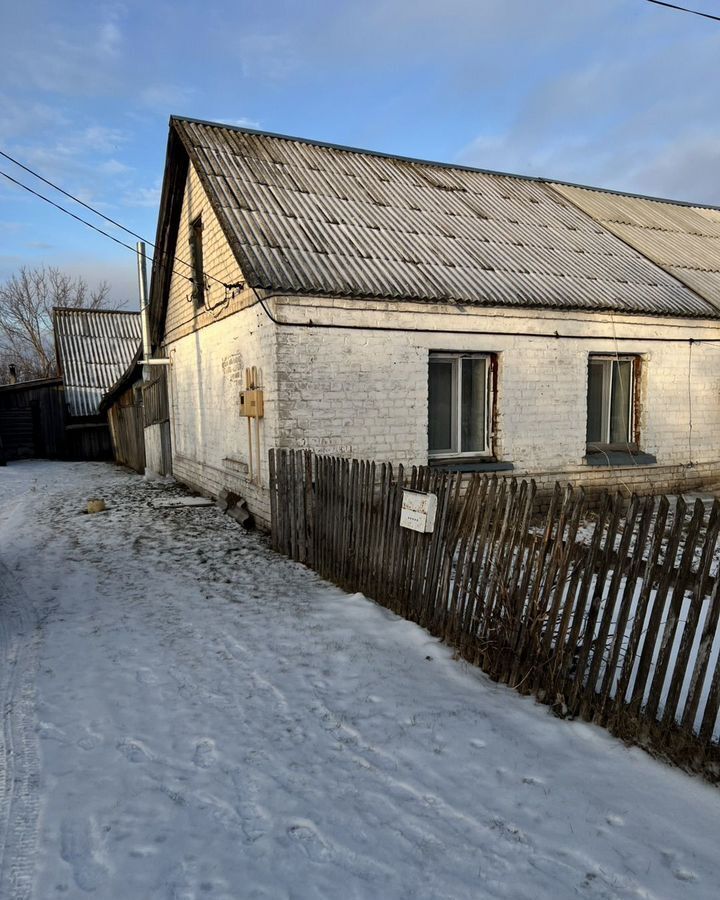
[148,117,720,528]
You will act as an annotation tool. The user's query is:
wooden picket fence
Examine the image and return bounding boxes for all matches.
[269,449,720,780]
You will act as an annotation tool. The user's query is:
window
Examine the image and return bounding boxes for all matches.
[586,355,637,449]
[189,215,205,307]
[428,353,492,457]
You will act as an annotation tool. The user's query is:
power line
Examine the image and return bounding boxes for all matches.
[0,149,236,291]
[0,167,183,275]
[644,0,720,22]
[0,148,152,247]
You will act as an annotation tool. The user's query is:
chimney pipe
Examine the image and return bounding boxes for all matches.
[137,241,151,380]
[136,242,169,372]
[8,365,17,384]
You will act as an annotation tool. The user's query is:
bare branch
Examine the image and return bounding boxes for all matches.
[0,265,113,384]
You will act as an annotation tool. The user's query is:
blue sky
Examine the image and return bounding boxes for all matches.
[1,0,719,304]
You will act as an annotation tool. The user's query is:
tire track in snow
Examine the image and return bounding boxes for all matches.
[0,559,41,900]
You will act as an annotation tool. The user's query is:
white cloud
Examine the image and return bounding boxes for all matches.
[97,159,133,176]
[139,84,196,111]
[235,33,300,80]
[122,184,161,209]
[97,15,123,58]
[456,24,720,206]
[67,126,129,155]
[211,116,261,129]
[24,241,55,250]
[0,95,70,142]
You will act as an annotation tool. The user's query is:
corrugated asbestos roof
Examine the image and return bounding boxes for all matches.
[170,117,720,320]
[54,308,141,417]
[553,184,720,312]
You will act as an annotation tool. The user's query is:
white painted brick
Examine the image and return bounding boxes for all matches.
[161,173,720,523]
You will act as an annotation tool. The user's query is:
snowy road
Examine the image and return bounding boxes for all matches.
[1,461,719,899]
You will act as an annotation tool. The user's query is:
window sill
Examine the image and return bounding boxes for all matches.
[584,451,657,467]
[430,458,514,473]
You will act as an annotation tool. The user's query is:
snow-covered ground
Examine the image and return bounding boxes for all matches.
[1,461,720,900]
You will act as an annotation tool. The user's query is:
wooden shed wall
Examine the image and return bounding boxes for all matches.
[64,421,113,461]
[107,385,145,473]
[0,381,66,459]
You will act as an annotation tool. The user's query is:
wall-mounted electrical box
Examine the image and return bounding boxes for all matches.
[400,490,437,533]
[239,389,264,418]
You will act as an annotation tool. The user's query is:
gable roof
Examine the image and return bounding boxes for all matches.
[553,183,720,310]
[53,307,141,417]
[154,116,720,327]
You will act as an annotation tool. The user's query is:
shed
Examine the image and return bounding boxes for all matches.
[53,307,142,460]
[0,376,66,460]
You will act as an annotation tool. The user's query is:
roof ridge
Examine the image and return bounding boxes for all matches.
[53,306,139,315]
[170,115,720,214]
[595,221,720,239]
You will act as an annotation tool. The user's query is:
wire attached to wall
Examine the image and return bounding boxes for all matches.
[688,339,694,466]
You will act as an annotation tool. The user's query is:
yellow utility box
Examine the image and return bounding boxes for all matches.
[239,389,264,418]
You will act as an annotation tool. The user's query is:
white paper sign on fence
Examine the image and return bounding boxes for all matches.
[400,490,438,533]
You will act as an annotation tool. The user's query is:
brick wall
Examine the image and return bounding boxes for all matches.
[271,295,720,493]
[162,164,279,529]
[165,305,277,529]
[161,167,720,527]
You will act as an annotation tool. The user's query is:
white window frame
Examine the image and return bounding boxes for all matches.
[586,354,637,449]
[428,352,492,459]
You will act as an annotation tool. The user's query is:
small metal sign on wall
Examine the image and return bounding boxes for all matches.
[400,490,438,533]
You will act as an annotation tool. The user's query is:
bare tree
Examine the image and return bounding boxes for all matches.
[0,266,110,383]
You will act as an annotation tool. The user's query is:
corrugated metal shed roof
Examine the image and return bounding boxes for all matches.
[54,308,141,417]
[171,117,720,320]
[554,184,720,313]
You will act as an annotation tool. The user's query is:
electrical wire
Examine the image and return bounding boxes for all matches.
[254,292,720,343]
[644,0,720,22]
[5,151,720,348]
[688,340,694,464]
[0,148,150,245]
[0,156,236,292]
[0,167,190,277]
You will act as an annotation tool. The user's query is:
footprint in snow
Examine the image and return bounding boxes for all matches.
[136,667,160,685]
[117,737,151,763]
[60,819,109,892]
[661,849,699,883]
[77,734,99,751]
[193,738,216,769]
[287,821,331,862]
[674,869,698,883]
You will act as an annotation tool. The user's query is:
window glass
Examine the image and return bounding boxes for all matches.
[429,360,454,453]
[190,216,205,307]
[586,356,635,446]
[610,359,632,443]
[586,359,605,443]
[461,358,486,452]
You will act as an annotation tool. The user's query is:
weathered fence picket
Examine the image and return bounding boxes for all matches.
[269,448,720,781]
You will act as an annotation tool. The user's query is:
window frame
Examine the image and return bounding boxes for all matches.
[428,352,494,460]
[189,214,206,308]
[586,353,639,453]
